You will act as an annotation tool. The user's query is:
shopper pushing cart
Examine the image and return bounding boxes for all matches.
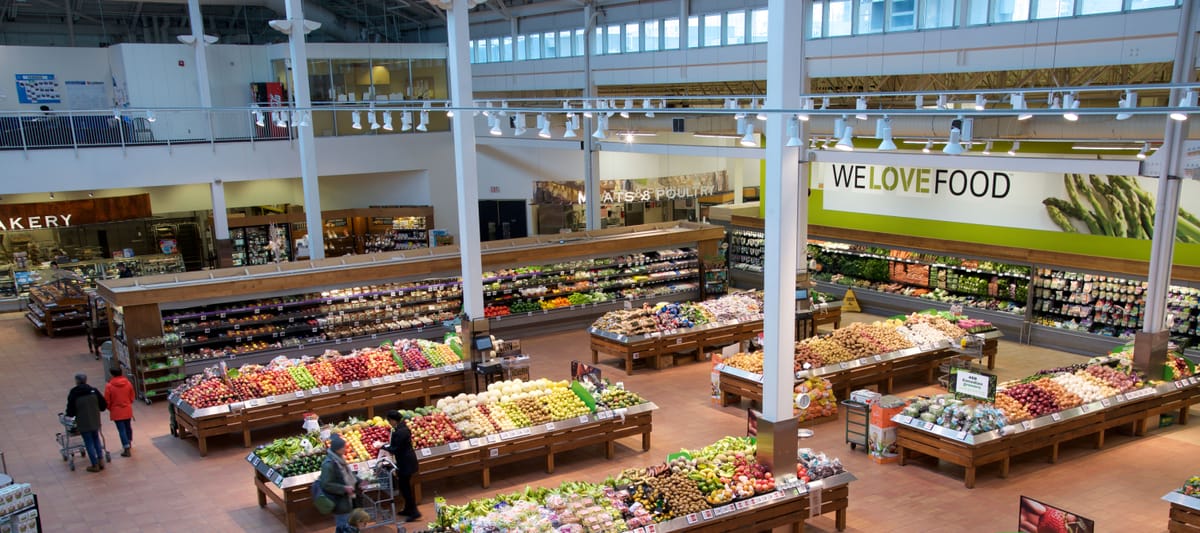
[64,372,109,472]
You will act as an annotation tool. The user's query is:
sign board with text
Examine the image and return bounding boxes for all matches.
[949,367,996,402]
[0,194,152,232]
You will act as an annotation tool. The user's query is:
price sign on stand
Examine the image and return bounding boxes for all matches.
[420,448,431,457]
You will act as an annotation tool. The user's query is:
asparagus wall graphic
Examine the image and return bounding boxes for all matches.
[1043,174,1199,241]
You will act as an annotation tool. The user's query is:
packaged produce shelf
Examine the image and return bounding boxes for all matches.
[1163,491,1200,532]
[171,363,468,456]
[718,331,1002,407]
[249,402,657,533]
[894,376,1200,488]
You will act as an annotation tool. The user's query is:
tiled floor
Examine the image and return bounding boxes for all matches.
[0,310,1194,532]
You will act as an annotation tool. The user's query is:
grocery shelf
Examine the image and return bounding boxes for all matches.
[1026,323,1127,357]
[814,281,1025,340]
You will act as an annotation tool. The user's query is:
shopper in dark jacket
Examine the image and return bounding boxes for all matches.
[65,373,107,472]
[379,410,421,521]
[319,434,359,532]
[104,367,136,456]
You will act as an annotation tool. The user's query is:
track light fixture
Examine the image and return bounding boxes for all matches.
[1172,90,1196,121]
[582,100,594,118]
[835,123,854,151]
[922,140,933,153]
[943,118,965,155]
[274,111,288,128]
[642,98,655,118]
[49,192,55,199]
[915,95,925,109]
[401,111,413,132]
[146,110,157,123]
[740,123,759,147]
[445,103,454,118]
[820,97,830,111]
[296,110,309,127]
[982,140,993,155]
[497,101,508,117]
[481,101,492,117]
[620,98,633,118]
[539,114,553,138]
[833,115,847,140]
[254,108,265,127]
[351,110,362,130]
[368,110,380,130]
[855,96,868,120]
[756,99,767,121]
[798,98,812,122]
[416,110,429,132]
[786,116,802,147]
[1011,93,1032,121]
[936,94,948,110]
[974,94,987,111]
[1116,90,1137,121]
[1008,141,1020,156]
[1137,142,1151,159]
[592,115,608,139]
[383,111,394,131]
[736,116,748,136]
[489,115,503,136]
[514,112,528,136]
[1062,93,1080,121]
[875,117,896,151]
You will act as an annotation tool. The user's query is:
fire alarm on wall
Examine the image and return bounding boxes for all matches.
[178,60,186,67]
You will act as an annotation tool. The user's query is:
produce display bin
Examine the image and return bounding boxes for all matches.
[651,472,856,532]
[895,376,1200,488]
[1163,491,1200,533]
[717,331,1002,408]
[249,402,657,533]
[172,364,468,456]
[590,315,765,375]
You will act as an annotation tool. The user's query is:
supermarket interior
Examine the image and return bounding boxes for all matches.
[4,1,1200,533]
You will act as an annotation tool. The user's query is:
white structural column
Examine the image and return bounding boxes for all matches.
[445,1,485,319]
[281,0,325,260]
[1140,0,1197,366]
[759,0,805,477]
[211,181,229,240]
[582,3,601,230]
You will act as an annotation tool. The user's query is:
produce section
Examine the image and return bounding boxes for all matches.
[249,378,657,533]
[718,312,1001,406]
[894,349,1200,488]
[431,436,854,532]
[169,339,467,455]
[588,292,766,374]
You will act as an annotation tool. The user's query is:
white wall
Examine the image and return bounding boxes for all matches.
[0,46,113,111]
[319,171,431,210]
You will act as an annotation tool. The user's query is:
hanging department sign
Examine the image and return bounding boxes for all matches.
[533,171,729,205]
[811,162,1200,241]
[0,194,152,232]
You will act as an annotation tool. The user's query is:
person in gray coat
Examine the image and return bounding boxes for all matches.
[319,434,360,532]
[65,373,107,472]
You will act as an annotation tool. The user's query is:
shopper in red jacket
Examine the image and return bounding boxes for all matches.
[104,367,135,457]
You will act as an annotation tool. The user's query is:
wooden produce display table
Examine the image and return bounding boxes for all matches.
[802,301,843,338]
[1164,492,1200,533]
[654,472,855,532]
[895,376,1200,488]
[174,365,468,456]
[590,315,764,375]
[718,332,1001,407]
[250,402,657,533]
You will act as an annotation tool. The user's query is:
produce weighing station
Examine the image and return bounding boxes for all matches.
[249,402,657,533]
[1163,491,1200,532]
[589,314,765,375]
[172,363,468,456]
[718,331,1001,408]
[895,375,1200,488]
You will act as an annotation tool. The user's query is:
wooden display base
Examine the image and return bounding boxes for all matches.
[591,320,764,375]
[718,342,997,408]
[176,370,466,456]
[252,407,655,533]
[897,381,1200,488]
[1168,496,1200,533]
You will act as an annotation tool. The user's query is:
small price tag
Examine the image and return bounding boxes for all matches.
[1021,420,1034,431]
[455,362,465,371]
[1116,394,1127,403]
[294,391,304,398]
[701,510,714,520]
[204,328,210,334]
[896,415,913,425]
[351,381,361,388]
[371,378,382,385]
[253,308,261,315]
[839,362,849,370]
[310,387,321,396]
[488,448,499,458]
[1080,403,1090,413]
[874,354,883,362]
[921,421,935,431]
[312,328,319,333]
[686,514,699,525]
[277,306,283,312]
[246,399,259,408]
[578,415,589,424]
[469,438,482,447]
[735,501,749,510]
[544,423,556,431]
[220,313,227,319]
[289,317,295,323]
[332,384,342,392]
[420,448,431,457]
[371,334,378,340]
[955,430,969,441]
[487,434,500,444]
[448,442,461,451]
[383,375,395,383]
[1100,398,1111,407]
[1051,412,1062,422]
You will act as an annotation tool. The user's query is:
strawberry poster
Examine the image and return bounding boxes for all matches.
[1019,496,1094,533]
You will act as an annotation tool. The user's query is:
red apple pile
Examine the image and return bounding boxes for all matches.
[179,377,240,408]
[405,412,463,448]
[363,349,401,377]
[358,425,392,458]
[331,356,369,381]
[305,360,341,386]
[732,457,775,495]
[230,374,266,399]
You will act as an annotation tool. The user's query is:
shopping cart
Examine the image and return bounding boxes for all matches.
[56,413,110,471]
[358,457,411,532]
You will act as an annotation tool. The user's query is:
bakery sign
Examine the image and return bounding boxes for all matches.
[0,194,152,232]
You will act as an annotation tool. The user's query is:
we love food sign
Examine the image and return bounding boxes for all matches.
[812,163,1200,242]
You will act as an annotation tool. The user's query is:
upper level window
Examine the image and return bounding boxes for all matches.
[607,24,622,54]
[992,0,1032,22]
[828,0,852,36]
[967,0,989,24]
[921,0,957,28]
[857,0,885,34]
[489,38,501,62]
[703,14,723,46]
[516,36,526,60]
[664,18,681,49]
[1035,0,1072,18]
[750,8,768,43]
[687,16,700,48]
[626,22,641,52]
[529,34,542,59]
[594,29,604,55]
[468,41,477,63]
[891,0,916,30]
[811,2,824,37]
[501,37,513,61]
[645,20,661,51]
[559,30,573,57]
[1131,0,1176,7]
[544,32,558,58]
[1079,0,1122,14]
[727,11,746,45]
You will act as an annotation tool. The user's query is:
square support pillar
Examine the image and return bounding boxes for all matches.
[756,416,798,480]
[1133,330,1169,376]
